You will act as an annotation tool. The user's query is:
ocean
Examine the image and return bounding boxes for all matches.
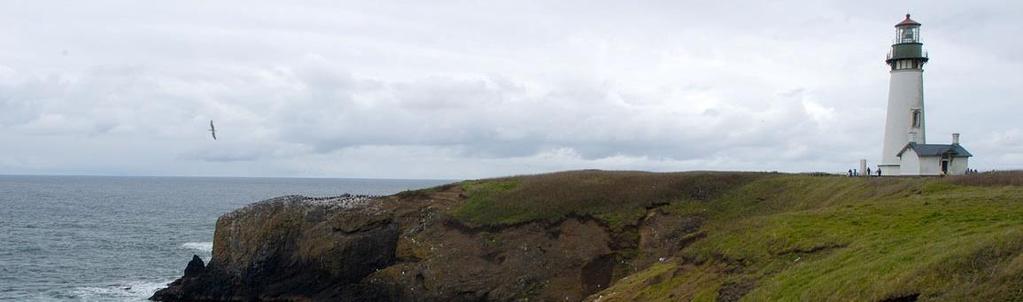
[0,175,451,301]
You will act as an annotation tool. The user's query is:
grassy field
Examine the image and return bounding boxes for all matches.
[452,170,763,228]
[450,170,1023,301]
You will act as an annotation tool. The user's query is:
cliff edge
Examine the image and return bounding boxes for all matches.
[153,170,1023,301]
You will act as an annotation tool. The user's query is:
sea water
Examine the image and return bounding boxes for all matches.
[0,175,450,301]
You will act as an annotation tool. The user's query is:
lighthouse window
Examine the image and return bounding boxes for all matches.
[897,27,920,43]
[911,110,921,128]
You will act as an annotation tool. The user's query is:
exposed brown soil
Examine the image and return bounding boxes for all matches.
[879,293,920,302]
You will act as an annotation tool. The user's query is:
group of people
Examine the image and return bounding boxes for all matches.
[847,167,982,176]
[847,167,883,177]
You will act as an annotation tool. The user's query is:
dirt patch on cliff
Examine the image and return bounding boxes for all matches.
[637,208,705,266]
[879,293,920,302]
[374,213,616,301]
[581,254,615,294]
[716,279,755,302]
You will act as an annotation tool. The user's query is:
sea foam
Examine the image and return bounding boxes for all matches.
[180,242,213,253]
[72,279,173,300]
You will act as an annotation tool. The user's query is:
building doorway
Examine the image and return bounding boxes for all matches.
[941,160,949,175]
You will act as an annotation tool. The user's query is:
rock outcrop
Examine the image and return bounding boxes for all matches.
[183,255,205,277]
[152,194,400,301]
[152,183,704,302]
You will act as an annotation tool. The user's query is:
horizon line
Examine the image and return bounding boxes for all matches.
[0,173,458,182]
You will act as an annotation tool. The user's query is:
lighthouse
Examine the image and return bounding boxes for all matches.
[878,14,972,176]
[879,14,929,175]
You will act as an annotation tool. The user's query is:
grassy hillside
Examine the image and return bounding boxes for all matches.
[453,170,763,228]
[450,170,1023,301]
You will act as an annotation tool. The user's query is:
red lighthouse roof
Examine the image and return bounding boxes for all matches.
[896,14,921,27]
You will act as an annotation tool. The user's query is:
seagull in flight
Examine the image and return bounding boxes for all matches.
[209,120,217,140]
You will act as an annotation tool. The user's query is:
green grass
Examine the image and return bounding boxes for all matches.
[590,174,1023,301]
[453,179,523,225]
[447,171,1023,301]
[451,170,764,227]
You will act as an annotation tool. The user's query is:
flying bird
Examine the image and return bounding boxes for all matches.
[209,120,217,140]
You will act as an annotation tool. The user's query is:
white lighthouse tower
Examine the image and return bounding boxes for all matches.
[877,14,973,176]
[879,14,929,175]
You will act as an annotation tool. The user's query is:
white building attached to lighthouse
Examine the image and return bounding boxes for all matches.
[878,14,972,176]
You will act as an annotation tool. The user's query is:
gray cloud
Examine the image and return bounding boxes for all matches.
[1,0,1022,179]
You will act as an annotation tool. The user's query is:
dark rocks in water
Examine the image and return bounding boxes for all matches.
[150,257,227,302]
[183,255,205,277]
[152,195,397,301]
[151,254,240,301]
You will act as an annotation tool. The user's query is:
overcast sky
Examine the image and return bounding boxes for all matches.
[1,1,1021,179]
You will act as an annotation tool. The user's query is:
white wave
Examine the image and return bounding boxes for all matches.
[72,279,173,301]
[180,241,213,253]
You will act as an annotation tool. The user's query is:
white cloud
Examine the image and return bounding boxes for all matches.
[1,0,1021,178]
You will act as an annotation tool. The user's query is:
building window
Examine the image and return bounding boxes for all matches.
[911,110,921,128]
[897,27,920,44]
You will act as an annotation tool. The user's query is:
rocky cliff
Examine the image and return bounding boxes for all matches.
[153,170,1023,301]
